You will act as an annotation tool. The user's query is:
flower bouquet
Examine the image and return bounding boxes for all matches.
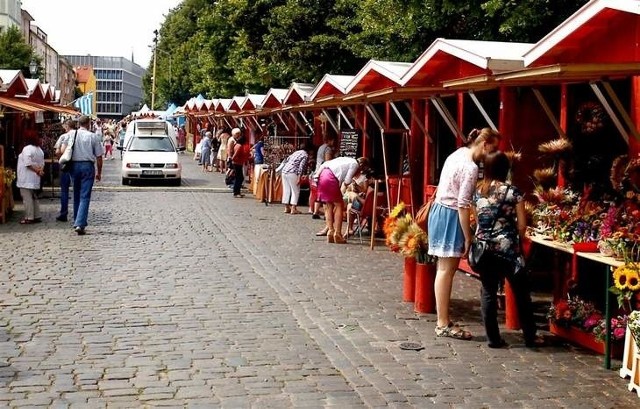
[628,310,640,349]
[547,296,602,331]
[398,221,436,264]
[593,315,628,343]
[610,262,640,310]
[3,168,15,187]
[384,202,411,253]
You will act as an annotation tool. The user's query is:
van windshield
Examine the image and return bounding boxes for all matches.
[128,137,175,152]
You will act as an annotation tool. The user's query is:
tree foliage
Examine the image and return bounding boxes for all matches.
[146,0,590,106]
[0,26,41,79]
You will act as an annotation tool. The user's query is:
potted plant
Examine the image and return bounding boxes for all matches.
[397,221,437,313]
[384,202,415,302]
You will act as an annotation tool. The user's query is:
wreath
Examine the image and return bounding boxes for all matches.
[575,101,605,134]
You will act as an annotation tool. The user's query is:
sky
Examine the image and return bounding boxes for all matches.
[20,0,183,69]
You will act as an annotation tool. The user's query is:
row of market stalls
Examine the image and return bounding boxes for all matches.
[0,69,79,223]
[181,0,640,214]
[179,0,640,381]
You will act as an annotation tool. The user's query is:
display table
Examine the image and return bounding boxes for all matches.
[529,235,624,369]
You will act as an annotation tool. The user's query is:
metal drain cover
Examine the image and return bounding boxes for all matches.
[399,342,424,351]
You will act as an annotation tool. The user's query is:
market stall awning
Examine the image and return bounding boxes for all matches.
[24,100,79,115]
[0,96,43,113]
[524,0,640,67]
[493,63,640,86]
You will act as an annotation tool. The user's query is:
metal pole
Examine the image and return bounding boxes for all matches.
[151,30,158,111]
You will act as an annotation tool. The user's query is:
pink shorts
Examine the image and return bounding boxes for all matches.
[317,168,342,203]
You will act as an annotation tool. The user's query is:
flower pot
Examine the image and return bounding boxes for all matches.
[403,257,416,303]
[549,322,623,359]
[415,262,436,313]
[597,239,615,257]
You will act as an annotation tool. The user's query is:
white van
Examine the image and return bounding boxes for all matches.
[122,119,178,151]
[121,119,182,186]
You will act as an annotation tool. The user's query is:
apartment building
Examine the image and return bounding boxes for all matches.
[64,55,146,119]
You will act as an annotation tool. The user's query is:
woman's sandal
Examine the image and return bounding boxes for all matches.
[434,322,472,340]
[315,228,329,236]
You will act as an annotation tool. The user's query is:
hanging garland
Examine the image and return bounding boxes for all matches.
[575,101,605,134]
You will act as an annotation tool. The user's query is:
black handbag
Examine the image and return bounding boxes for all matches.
[468,185,511,271]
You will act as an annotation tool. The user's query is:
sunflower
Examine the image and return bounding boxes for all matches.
[383,218,397,238]
[627,270,640,292]
[399,223,427,258]
[614,266,630,290]
[389,202,406,219]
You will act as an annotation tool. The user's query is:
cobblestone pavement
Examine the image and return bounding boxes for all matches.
[0,155,637,408]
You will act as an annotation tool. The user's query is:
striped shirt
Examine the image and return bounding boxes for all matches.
[282,150,309,176]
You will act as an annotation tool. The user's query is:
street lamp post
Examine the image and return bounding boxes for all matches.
[151,30,159,111]
[28,59,38,79]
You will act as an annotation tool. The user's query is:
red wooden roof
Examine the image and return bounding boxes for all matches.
[524,0,640,66]
[402,39,531,87]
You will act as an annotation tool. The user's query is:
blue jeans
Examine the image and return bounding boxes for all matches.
[71,161,95,228]
[233,164,244,195]
[58,170,71,218]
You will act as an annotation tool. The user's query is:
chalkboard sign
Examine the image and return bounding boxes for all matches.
[339,129,360,158]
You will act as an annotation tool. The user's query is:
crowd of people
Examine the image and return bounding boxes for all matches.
[13,117,543,348]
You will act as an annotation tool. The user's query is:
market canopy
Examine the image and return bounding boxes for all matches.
[346,60,412,94]
[524,0,640,67]
[401,38,533,87]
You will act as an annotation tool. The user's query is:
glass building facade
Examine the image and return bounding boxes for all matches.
[64,55,146,118]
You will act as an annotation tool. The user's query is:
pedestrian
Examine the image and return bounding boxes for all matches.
[200,131,212,172]
[251,132,265,195]
[118,121,127,158]
[315,156,370,244]
[177,125,186,153]
[471,150,545,348]
[61,115,104,235]
[217,128,230,173]
[210,131,221,172]
[226,128,240,169]
[53,119,77,222]
[230,132,247,198]
[16,131,45,224]
[427,127,501,340]
[311,135,335,219]
[103,130,114,160]
[281,142,314,214]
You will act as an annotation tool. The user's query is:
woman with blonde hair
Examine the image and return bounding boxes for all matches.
[427,127,501,340]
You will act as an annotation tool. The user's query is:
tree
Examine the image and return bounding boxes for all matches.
[0,26,40,78]
[146,0,592,104]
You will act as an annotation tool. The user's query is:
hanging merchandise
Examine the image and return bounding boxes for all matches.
[575,101,605,134]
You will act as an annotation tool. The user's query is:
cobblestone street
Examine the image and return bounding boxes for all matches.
[0,156,637,408]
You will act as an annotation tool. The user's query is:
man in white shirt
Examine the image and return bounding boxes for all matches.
[61,116,104,235]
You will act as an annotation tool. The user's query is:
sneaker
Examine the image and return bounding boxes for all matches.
[233,194,245,198]
[74,226,86,235]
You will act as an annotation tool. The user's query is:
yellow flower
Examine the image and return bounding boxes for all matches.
[627,270,640,292]
[613,266,629,290]
[389,202,406,219]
